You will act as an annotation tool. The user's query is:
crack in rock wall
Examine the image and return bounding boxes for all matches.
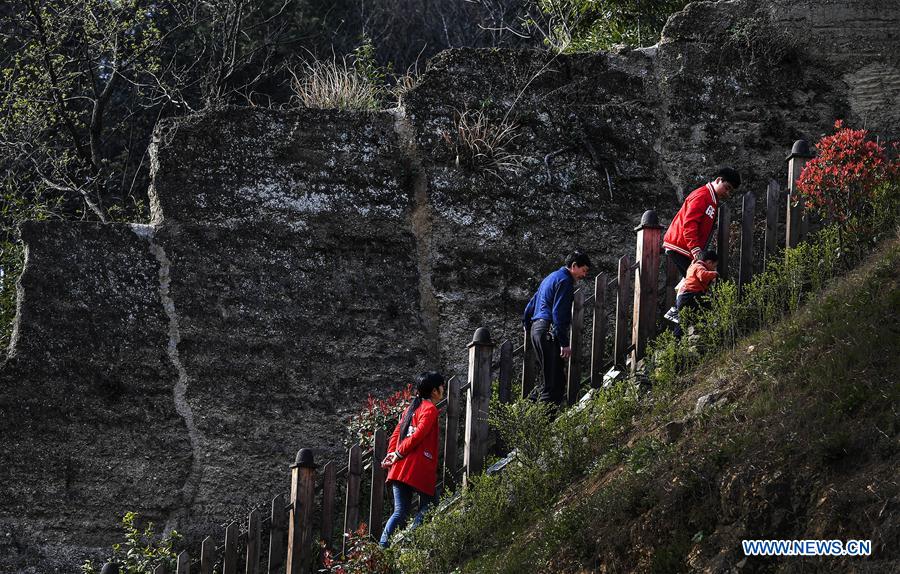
[130,224,206,533]
[1,0,897,570]
[393,109,442,365]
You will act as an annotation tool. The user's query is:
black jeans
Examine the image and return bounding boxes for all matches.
[674,292,704,338]
[530,320,565,404]
[666,250,692,279]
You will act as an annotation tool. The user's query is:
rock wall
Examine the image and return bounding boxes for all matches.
[0,110,432,570]
[0,223,188,567]
[1,0,897,570]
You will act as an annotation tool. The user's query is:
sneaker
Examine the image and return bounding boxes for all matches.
[664,306,680,324]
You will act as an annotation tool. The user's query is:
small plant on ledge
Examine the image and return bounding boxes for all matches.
[441,108,525,181]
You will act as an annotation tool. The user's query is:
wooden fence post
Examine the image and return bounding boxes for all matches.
[590,273,608,388]
[717,203,731,281]
[369,429,387,541]
[320,462,336,552]
[442,375,462,491]
[267,493,288,573]
[764,179,780,266]
[287,449,316,574]
[498,340,512,404]
[246,509,261,574]
[786,139,814,249]
[464,327,493,484]
[613,255,632,368]
[521,327,535,399]
[738,191,756,296]
[154,564,167,574]
[176,551,190,574]
[343,445,362,552]
[223,522,238,574]
[200,536,214,574]
[566,288,585,405]
[631,210,662,369]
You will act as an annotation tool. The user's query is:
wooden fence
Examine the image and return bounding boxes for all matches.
[120,140,817,574]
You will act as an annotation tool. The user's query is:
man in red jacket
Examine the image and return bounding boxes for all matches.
[663,167,740,321]
[663,167,741,273]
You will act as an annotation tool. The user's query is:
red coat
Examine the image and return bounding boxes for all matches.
[663,183,719,260]
[680,260,718,294]
[386,400,439,496]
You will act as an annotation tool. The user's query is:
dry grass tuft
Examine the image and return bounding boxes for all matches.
[442,109,524,180]
[289,57,381,111]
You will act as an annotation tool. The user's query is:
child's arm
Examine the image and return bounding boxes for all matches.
[696,267,718,283]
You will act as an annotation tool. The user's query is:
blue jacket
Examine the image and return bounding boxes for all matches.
[523,266,574,347]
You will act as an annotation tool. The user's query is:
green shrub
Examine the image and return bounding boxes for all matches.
[536,0,691,52]
[646,330,698,395]
[81,512,180,574]
[489,399,554,462]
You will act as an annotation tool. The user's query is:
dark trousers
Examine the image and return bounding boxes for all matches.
[530,320,565,403]
[674,292,703,338]
[666,250,692,279]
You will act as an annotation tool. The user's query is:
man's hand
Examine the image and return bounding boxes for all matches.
[560,346,572,359]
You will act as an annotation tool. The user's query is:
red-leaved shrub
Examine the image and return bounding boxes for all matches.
[320,523,393,574]
[796,120,899,235]
[345,384,413,449]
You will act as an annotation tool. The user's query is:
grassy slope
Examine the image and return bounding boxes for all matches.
[467,238,900,573]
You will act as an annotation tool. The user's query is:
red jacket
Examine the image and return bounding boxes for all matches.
[386,400,439,496]
[663,183,719,260]
[680,260,718,294]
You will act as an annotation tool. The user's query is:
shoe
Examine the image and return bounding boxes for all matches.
[664,306,680,324]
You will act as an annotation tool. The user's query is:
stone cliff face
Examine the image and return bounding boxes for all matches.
[1,0,896,570]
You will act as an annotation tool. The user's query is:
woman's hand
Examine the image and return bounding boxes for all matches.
[381,452,398,468]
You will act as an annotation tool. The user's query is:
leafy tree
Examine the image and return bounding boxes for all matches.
[535,0,690,51]
[0,1,307,225]
[1,0,168,222]
[0,1,308,347]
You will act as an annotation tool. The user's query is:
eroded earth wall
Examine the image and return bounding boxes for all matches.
[1,0,896,570]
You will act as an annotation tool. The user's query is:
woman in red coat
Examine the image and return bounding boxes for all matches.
[378,371,445,547]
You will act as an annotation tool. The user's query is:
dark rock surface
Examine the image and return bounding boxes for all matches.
[1,0,897,570]
[0,223,188,570]
[403,48,666,372]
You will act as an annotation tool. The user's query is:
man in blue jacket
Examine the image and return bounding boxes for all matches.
[523,250,592,404]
